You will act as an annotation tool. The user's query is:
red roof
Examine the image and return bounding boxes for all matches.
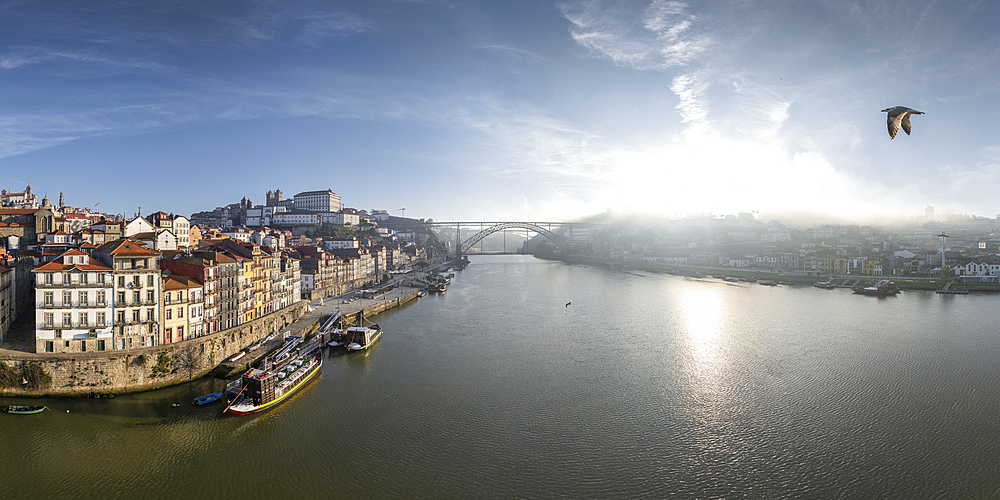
[33,250,113,272]
[95,238,159,257]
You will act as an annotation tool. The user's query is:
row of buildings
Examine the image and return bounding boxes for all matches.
[0,186,434,353]
[559,212,1000,280]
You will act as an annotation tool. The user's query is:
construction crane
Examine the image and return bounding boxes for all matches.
[398,208,406,218]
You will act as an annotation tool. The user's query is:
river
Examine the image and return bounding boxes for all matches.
[3,255,1000,498]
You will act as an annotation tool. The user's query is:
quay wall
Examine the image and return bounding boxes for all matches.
[0,301,309,397]
[346,289,421,324]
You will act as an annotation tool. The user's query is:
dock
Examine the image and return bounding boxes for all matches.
[936,280,969,294]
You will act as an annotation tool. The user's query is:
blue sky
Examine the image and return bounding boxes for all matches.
[1,0,999,224]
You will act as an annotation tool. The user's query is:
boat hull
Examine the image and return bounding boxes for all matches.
[193,392,223,406]
[346,330,382,351]
[226,361,322,415]
[5,405,46,414]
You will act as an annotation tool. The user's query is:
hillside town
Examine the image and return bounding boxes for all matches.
[0,186,438,353]
[555,207,1000,282]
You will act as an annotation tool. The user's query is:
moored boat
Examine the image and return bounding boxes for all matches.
[227,350,247,362]
[193,392,223,406]
[344,324,382,351]
[225,339,322,415]
[853,280,900,296]
[4,405,46,414]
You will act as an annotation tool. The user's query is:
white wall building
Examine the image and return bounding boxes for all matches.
[33,249,115,353]
[319,211,360,226]
[293,189,341,212]
[272,211,318,226]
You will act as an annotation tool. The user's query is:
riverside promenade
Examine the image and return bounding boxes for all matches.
[0,269,435,396]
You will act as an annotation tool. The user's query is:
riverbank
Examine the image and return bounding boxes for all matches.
[552,255,1000,291]
[0,274,429,397]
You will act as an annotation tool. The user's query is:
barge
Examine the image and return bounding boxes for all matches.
[224,337,322,415]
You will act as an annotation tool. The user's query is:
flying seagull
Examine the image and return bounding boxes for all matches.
[881,106,924,139]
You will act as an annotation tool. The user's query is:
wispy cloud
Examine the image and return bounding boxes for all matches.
[560,0,709,71]
[471,44,545,63]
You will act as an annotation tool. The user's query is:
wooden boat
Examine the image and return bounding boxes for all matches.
[193,392,223,406]
[227,350,247,362]
[5,405,46,414]
[345,324,382,351]
[224,339,322,415]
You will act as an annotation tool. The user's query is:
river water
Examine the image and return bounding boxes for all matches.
[3,255,1000,498]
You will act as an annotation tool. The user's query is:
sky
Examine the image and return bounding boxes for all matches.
[1,0,999,225]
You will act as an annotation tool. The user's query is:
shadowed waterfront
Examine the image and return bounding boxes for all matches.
[3,255,1000,498]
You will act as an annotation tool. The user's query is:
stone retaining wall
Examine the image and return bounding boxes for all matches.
[0,301,309,397]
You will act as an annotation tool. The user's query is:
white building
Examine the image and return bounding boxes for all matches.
[272,211,318,226]
[319,211,360,226]
[323,238,359,250]
[293,189,341,212]
[173,215,191,248]
[246,206,287,227]
[124,216,155,237]
[33,249,115,353]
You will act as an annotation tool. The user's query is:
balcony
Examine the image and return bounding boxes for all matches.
[40,322,109,330]
[42,302,110,310]
[36,282,110,289]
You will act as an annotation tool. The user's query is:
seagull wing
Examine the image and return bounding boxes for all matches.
[887,113,902,139]
[901,112,913,135]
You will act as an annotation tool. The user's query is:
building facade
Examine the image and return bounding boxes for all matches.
[32,249,115,353]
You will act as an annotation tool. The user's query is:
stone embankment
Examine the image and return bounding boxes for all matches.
[0,284,426,397]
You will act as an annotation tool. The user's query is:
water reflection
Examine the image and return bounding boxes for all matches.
[677,287,727,379]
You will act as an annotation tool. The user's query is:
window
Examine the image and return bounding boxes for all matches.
[166,309,172,320]
[63,291,72,305]
[146,309,154,321]
[178,291,184,302]
[165,328,172,342]
[45,341,53,353]
[133,291,140,304]
[118,276,125,287]
[133,276,140,286]
[97,273,105,284]
[63,313,72,327]
[97,291,106,305]
[178,307,183,318]
[177,326,184,340]
[44,292,53,306]
[117,311,125,323]
[45,273,53,285]
[97,312,106,326]
[117,291,125,304]
[97,340,105,351]
[147,290,154,302]
[80,273,88,285]
[79,292,88,306]
[79,313,88,326]
[147,275,154,287]
[132,309,140,322]
[63,273,70,284]
[165,291,171,303]
[44,313,53,326]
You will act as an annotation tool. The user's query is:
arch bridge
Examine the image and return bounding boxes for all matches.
[458,222,568,256]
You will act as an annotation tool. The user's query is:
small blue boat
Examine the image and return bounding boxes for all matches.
[193,392,223,406]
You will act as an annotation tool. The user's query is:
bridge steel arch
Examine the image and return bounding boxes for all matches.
[459,222,567,255]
